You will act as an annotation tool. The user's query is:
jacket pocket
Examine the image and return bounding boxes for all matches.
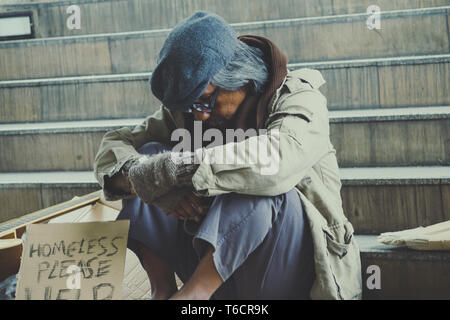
[323,221,362,299]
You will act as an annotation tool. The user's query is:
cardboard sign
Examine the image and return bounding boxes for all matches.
[15,220,129,300]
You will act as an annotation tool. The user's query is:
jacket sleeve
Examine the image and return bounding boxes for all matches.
[93,105,183,200]
[191,87,331,197]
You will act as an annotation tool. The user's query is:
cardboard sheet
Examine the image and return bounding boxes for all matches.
[2,198,152,300]
[378,220,450,251]
[15,220,129,300]
[46,202,152,299]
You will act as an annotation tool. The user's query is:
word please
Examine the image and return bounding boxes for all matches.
[37,258,112,282]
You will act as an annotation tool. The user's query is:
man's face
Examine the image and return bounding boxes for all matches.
[192,83,247,123]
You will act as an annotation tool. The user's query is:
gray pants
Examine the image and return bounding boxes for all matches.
[117,142,315,299]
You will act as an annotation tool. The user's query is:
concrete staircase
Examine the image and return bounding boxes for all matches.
[0,0,449,299]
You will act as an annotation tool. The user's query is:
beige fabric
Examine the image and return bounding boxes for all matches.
[378,220,450,251]
[93,68,363,300]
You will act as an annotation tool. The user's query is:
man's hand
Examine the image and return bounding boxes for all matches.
[107,172,136,196]
[128,151,199,205]
[169,191,207,222]
[153,189,210,222]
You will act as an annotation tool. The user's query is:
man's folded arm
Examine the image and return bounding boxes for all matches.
[93,105,182,200]
[191,91,331,197]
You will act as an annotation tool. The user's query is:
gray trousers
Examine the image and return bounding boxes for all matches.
[117,142,315,299]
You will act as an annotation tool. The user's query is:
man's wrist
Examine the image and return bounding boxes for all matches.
[121,158,140,178]
[104,172,135,198]
[169,152,200,186]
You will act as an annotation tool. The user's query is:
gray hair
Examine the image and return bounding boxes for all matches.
[211,41,269,94]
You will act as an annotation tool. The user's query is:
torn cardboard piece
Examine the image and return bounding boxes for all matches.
[46,201,152,299]
[378,220,450,251]
[1,193,152,300]
[48,202,119,224]
[16,220,129,300]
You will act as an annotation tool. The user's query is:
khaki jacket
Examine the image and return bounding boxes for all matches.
[93,68,363,300]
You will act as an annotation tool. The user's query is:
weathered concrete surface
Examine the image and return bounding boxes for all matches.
[1,108,448,170]
[357,235,450,299]
[1,56,448,123]
[1,0,448,37]
[0,8,448,80]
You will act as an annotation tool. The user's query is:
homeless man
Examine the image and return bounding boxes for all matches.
[93,11,362,300]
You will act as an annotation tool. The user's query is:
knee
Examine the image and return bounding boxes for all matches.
[213,193,274,215]
[137,141,171,156]
[212,189,302,226]
[210,192,279,233]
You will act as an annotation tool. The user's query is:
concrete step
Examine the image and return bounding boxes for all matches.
[330,106,450,167]
[0,167,449,234]
[0,171,99,224]
[0,106,448,171]
[0,6,448,80]
[1,0,448,37]
[1,54,448,123]
[341,166,449,234]
[1,0,61,3]
[357,235,450,299]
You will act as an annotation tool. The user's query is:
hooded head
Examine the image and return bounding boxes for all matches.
[150,11,239,111]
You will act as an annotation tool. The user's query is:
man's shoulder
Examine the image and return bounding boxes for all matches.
[284,68,326,92]
[143,105,187,132]
[264,68,329,127]
[270,69,327,115]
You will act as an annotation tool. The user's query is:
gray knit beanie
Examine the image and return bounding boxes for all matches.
[150,11,239,110]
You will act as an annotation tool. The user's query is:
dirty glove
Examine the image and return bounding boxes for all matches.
[127,151,200,205]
